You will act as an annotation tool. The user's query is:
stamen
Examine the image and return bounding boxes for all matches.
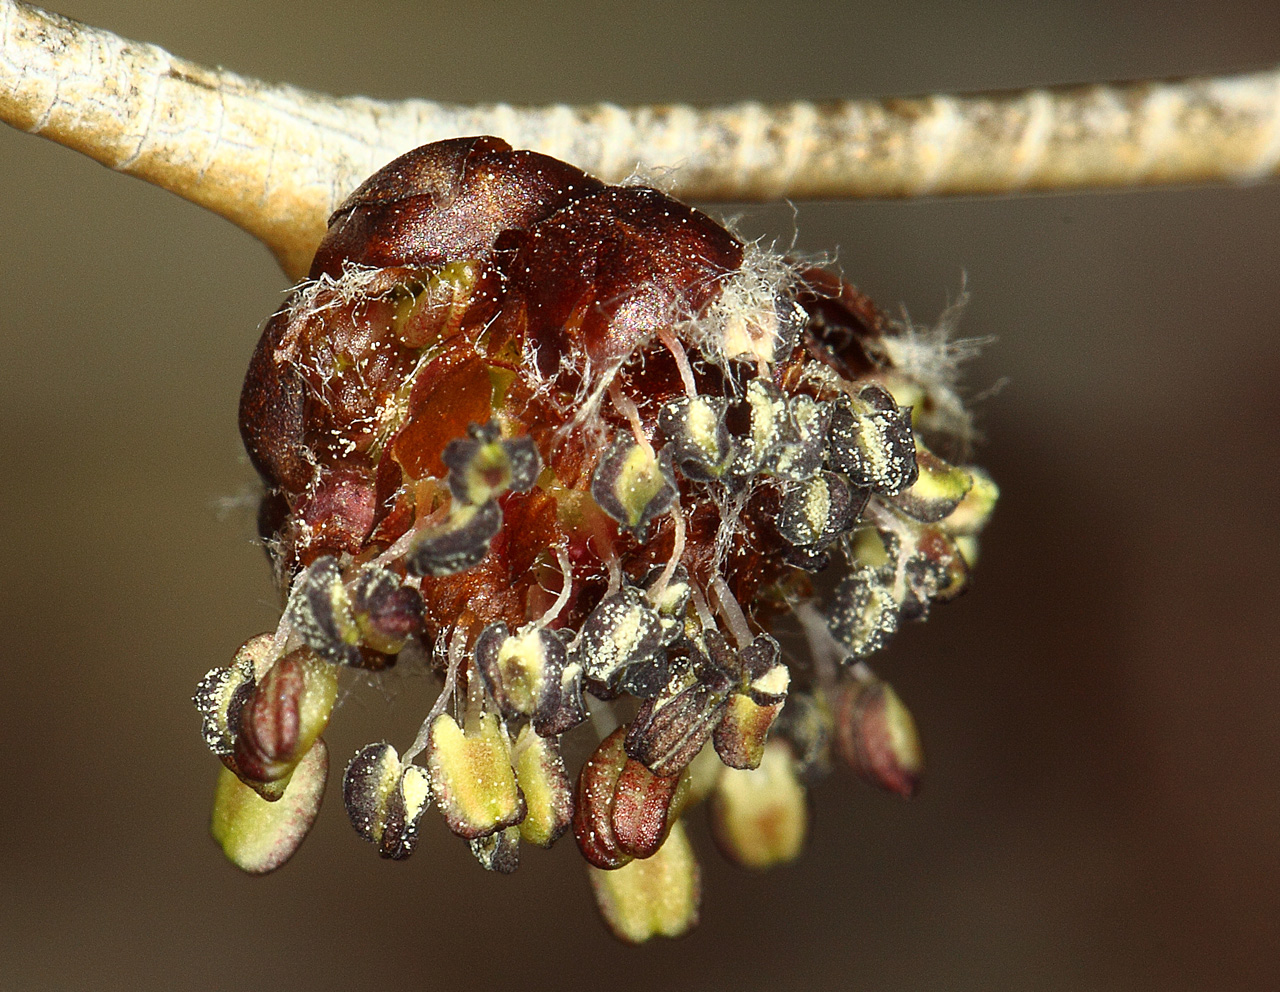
[403,626,466,763]
[586,695,620,739]
[609,381,654,459]
[657,326,698,398]
[269,573,304,660]
[603,543,623,597]
[372,497,449,569]
[538,545,575,627]
[792,599,844,689]
[646,505,687,606]
[709,575,753,648]
[689,584,717,632]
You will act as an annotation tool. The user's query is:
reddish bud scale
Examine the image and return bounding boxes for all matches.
[239,135,870,636]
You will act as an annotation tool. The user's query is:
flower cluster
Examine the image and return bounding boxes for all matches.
[194,136,997,942]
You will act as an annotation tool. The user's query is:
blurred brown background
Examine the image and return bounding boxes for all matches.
[2,2,1277,989]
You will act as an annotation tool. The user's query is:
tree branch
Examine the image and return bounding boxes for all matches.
[4,0,1279,278]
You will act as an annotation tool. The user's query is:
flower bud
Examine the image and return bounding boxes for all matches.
[532,659,588,738]
[731,379,788,477]
[659,395,735,480]
[233,647,339,797]
[643,563,692,618]
[903,526,971,612]
[888,445,974,523]
[773,689,834,781]
[771,394,830,482]
[713,634,790,770]
[573,727,633,869]
[844,522,966,624]
[827,570,899,659]
[193,638,263,759]
[389,260,480,348]
[470,825,521,873]
[777,470,865,550]
[710,739,807,869]
[286,556,363,666]
[827,385,918,495]
[588,820,701,944]
[577,587,674,690]
[475,621,565,724]
[610,758,687,860]
[406,499,503,577]
[194,636,291,799]
[625,676,730,778]
[210,738,328,875]
[714,695,785,771]
[348,565,423,656]
[286,559,419,668]
[739,635,789,705]
[589,435,677,539]
[342,742,433,860]
[442,420,541,507]
[941,465,999,536]
[834,678,924,798]
[427,712,526,838]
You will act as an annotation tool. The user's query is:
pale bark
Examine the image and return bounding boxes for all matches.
[3,0,1279,278]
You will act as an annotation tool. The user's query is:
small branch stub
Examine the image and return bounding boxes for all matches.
[4,0,1280,277]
